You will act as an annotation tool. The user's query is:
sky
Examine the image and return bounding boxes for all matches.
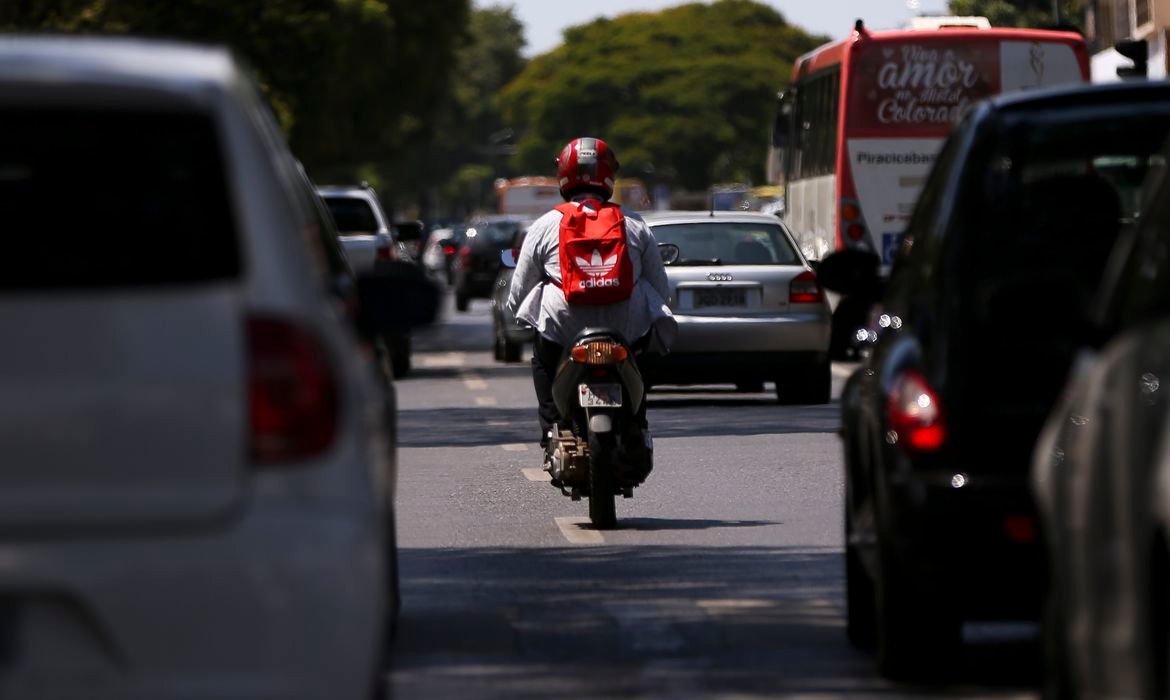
[499,0,951,57]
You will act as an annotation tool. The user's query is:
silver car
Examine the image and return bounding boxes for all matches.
[642,211,831,403]
[0,37,432,700]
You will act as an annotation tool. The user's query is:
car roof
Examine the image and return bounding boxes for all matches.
[0,36,236,92]
[989,79,1170,115]
[641,210,788,226]
[316,185,379,199]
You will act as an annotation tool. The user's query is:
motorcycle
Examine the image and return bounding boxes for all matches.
[500,243,678,529]
[545,328,653,529]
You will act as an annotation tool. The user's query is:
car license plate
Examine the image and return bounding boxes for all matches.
[578,383,622,408]
[695,288,746,308]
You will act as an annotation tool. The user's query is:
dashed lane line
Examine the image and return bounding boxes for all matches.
[501,443,529,452]
[461,373,488,391]
[521,468,551,482]
[475,396,498,407]
[831,362,860,379]
[554,516,604,545]
[419,352,466,368]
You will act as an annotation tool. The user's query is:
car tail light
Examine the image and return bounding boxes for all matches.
[376,244,394,261]
[570,341,629,365]
[789,270,822,303]
[458,245,472,269]
[248,316,338,464]
[443,244,457,257]
[846,223,867,241]
[887,370,945,453]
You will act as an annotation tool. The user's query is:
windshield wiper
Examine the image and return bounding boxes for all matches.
[672,258,722,266]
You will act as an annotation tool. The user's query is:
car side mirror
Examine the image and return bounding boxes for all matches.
[500,249,519,269]
[658,243,680,265]
[356,261,439,336]
[816,249,882,300]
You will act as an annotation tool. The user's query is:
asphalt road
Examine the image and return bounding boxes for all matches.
[385,292,1040,699]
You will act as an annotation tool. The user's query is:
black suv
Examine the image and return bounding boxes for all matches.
[820,82,1170,680]
[452,215,531,312]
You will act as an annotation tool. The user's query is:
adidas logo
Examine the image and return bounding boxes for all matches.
[574,249,618,277]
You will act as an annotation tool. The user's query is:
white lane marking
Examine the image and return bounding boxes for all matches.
[462,373,488,391]
[475,396,497,407]
[555,516,604,545]
[501,443,530,452]
[696,599,776,611]
[420,352,466,368]
[831,362,860,379]
[487,420,510,427]
[522,468,551,481]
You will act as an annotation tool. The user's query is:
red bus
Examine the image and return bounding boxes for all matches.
[768,16,1089,352]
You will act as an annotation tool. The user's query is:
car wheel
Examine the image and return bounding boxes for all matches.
[492,333,505,362]
[874,539,961,681]
[388,335,411,379]
[502,338,522,363]
[455,292,470,312]
[845,505,876,649]
[776,359,831,405]
[1041,584,1073,700]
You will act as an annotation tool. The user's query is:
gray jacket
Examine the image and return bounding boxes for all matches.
[506,198,677,349]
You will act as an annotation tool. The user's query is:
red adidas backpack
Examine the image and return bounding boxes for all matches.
[554,200,634,305]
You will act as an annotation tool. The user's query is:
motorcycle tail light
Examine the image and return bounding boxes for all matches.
[570,341,628,365]
[886,369,946,454]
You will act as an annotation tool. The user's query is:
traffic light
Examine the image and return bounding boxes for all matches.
[1116,38,1148,79]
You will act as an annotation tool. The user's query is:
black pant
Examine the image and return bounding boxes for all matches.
[532,332,652,447]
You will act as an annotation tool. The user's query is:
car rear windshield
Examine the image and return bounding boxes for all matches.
[471,221,525,248]
[0,107,239,290]
[649,222,800,265]
[323,196,380,234]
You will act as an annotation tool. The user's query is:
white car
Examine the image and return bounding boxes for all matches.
[0,37,431,700]
[317,183,401,273]
[643,211,832,403]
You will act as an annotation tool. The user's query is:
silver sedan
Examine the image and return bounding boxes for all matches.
[642,211,832,403]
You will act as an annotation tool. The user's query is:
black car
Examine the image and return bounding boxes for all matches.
[452,215,532,312]
[820,81,1170,680]
[1032,100,1170,699]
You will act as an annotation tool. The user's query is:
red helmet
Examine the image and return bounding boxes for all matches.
[556,137,619,200]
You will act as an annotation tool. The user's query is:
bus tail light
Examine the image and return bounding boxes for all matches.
[842,199,867,243]
[887,370,946,454]
[789,270,822,304]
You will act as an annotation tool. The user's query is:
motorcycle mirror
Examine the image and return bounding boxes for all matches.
[500,248,519,268]
[658,243,680,266]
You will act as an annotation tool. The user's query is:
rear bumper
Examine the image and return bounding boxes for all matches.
[648,350,825,385]
[671,312,829,353]
[456,269,498,298]
[0,510,387,700]
[881,470,1043,619]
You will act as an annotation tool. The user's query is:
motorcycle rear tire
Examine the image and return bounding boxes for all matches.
[588,430,617,530]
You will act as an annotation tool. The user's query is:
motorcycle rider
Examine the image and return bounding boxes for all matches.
[506,137,677,455]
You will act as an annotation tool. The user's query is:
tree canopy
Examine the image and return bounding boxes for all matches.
[947,0,1068,28]
[497,0,826,191]
[0,0,470,189]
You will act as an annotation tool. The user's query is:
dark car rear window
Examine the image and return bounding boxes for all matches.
[650,222,799,265]
[323,196,380,234]
[470,221,525,248]
[0,108,238,290]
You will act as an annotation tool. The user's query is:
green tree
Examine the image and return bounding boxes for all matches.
[947,0,1068,28]
[0,0,470,203]
[397,4,529,217]
[497,0,825,192]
